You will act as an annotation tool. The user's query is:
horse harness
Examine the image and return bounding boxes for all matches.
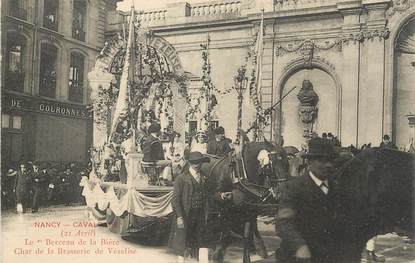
[205,149,285,211]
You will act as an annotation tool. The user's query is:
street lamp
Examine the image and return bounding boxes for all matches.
[233,65,248,145]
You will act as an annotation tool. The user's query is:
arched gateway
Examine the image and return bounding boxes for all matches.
[88,28,189,149]
[87,22,194,183]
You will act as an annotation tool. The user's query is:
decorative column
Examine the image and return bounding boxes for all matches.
[297,80,319,139]
[338,3,362,146]
[359,0,389,144]
[233,65,248,144]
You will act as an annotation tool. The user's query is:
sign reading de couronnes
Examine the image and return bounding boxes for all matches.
[4,93,91,119]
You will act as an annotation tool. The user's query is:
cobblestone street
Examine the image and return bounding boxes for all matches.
[2,206,414,263]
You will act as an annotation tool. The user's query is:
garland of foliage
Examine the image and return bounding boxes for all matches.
[91,21,188,147]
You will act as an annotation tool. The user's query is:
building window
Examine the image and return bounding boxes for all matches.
[39,44,58,98]
[2,114,22,130]
[188,120,198,138]
[69,53,85,103]
[5,34,26,92]
[185,120,219,142]
[72,0,86,41]
[8,0,28,20]
[43,0,59,31]
[2,114,10,128]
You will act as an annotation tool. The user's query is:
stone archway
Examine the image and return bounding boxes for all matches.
[392,15,415,148]
[88,31,190,147]
[274,58,342,148]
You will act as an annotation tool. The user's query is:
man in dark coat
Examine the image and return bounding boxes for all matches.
[31,162,49,213]
[379,134,398,149]
[142,122,167,163]
[275,138,363,263]
[169,151,210,262]
[207,126,232,157]
[14,162,31,213]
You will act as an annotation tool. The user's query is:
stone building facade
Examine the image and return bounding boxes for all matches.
[103,0,415,149]
[1,0,121,167]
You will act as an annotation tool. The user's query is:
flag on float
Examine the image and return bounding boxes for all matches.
[108,8,135,142]
[255,10,265,100]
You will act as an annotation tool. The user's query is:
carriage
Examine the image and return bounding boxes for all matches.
[82,10,415,263]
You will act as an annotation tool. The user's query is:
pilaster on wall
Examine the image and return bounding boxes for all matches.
[358,0,389,145]
[262,39,275,140]
[339,5,362,146]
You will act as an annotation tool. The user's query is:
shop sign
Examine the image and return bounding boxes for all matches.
[3,93,91,119]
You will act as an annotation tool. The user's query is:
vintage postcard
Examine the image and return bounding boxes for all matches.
[2,0,415,262]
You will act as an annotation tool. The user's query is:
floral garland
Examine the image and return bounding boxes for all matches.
[92,22,189,147]
[185,39,217,128]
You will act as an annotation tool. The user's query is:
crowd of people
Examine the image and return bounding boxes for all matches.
[139,121,233,185]
[1,161,86,212]
[166,135,401,263]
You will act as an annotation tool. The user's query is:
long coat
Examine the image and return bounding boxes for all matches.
[168,165,207,255]
[275,172,364,263]
[15,170,31,205]
[31,170,49,209]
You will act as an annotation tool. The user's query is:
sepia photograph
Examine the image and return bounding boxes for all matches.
[1,0,415,262]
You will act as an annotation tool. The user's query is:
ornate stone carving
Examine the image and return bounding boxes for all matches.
[299,40,314,66]
[387,0,410,16]
[276,28,390,60]
[363,28,390,41]
[276,39,343,65]
[339,28,390,44]
[297,80,319,138]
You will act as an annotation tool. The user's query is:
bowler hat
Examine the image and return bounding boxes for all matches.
[305,138,336,159]
[148,122,161,134]
[214,126,225,135]
[7,169,17,177]
[188,151,210,164]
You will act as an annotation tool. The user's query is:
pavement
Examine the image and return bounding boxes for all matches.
[1,206,414,263]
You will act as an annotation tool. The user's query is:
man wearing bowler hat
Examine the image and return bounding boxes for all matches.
[275,137,362,263]
[31,162,49,213]
[169,151,211,263]
[207,126,232,157]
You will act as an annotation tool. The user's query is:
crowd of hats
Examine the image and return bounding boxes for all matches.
[6,161,89,177]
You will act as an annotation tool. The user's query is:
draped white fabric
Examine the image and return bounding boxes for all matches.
[80,178,173,218]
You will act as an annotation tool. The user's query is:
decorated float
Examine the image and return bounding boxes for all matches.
[80,8,233,244]
[80,8,286,245]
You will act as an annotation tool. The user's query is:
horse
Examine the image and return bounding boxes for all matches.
[200,140,290,263]
[333,147,415,244]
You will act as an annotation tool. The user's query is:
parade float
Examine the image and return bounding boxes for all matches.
[80,8,231,244]
[80,8,287,245]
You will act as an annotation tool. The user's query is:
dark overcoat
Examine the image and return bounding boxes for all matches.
[32,170,50,207]
[142,134,165,162]
[15,170,31,205]
[275,172,365,263]
[168,164,207,256]
[207,137,232,157]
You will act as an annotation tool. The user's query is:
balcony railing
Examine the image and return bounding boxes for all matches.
[69,82,83,103]
[9,7,28,20]
[43,16,58,31]
[5,71,25,92]
[39,72,57,98]
[190,0,242,16]
[72,28,86,42]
